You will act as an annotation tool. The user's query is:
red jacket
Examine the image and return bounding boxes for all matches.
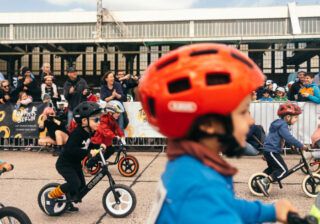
[91,114,124,146]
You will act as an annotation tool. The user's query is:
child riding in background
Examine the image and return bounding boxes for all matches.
[140,43,297,224]
[44,101,106,215]
[85,101,124,171]
[257,103,308,197]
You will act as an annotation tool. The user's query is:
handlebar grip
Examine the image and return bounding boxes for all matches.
[287,212,318,224]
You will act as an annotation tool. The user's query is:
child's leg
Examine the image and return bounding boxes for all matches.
[103,146,116,160]
[264,152,288,181]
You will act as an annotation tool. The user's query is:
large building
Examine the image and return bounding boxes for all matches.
[0,2,319,85]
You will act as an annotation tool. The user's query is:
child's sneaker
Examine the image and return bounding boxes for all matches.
[68,203,79,212]
[44,192,56,215]
[257,178,270,197]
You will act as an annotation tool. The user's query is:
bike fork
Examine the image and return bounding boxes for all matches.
[107,172,121,204]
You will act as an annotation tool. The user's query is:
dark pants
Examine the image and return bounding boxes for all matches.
[56,164,85,199]
[87,146,115,167]
[263,151,288,181]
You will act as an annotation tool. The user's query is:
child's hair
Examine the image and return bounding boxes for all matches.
[262,89,269,95]
[304,72,315,79]
[18,91,27,100]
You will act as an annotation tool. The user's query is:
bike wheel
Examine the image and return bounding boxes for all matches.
[37,183,70,216]
[248,173,272,197]
[102,184,136,218]
[301,159,320,174]
[0,206,32,224]
[118,155,139,177]
[302,173,320,198]
[82,156,101,175]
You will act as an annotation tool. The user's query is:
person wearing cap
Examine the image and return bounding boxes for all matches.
[13,67,41,102]
[63,67,89,128]
[265,80,276,98]
[287,71,305,101]
[297,72,320,104]
[274,87,288,102]
[41,75,60,108]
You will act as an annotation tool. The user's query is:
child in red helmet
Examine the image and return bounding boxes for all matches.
[257,103,308,196]
[139,43,297,224]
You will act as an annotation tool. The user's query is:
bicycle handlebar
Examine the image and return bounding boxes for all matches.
[287,212,317,224]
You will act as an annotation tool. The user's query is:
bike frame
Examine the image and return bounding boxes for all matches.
[273,149,317,188]
[58,149,121,204]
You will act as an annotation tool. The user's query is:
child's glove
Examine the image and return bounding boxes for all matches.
[90,149,100,157]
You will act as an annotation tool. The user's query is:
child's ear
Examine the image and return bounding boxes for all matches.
[199,124,215,134]
[81,118,87,125]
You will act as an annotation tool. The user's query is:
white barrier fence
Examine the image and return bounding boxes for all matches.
[125,102,320,145]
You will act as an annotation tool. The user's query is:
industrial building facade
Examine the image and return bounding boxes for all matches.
[0,3,319,86]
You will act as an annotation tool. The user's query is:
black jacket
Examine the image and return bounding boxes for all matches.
[63,76,88,111]
[288,81,303,101]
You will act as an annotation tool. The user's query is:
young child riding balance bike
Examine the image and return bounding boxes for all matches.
[257,103,308,196]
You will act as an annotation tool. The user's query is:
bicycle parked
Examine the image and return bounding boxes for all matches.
[82,140,139,177]
[0,168,32,224]
[38,147,136,217]
[248,148,320,198]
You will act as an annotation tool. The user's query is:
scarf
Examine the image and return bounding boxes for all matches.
[166,140,238,176]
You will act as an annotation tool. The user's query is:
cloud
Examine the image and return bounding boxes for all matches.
[69,8,86,12]
[44,0,199,10]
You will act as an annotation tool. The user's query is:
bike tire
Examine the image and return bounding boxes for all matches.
[0,206,32,224]
[302,173,320,198]
[82,156,101,175]
[37,182,70,216]
[102,184,136,218]
[118,155,139,177]
[248,172,272,197]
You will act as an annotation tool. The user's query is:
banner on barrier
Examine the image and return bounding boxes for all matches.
[123,102,163,138]
[0,103,48,138]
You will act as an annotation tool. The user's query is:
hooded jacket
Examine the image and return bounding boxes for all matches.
[263,119,303,153]
[297,82,320,104]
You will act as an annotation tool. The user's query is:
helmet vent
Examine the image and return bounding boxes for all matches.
[156,56,178,71]
[206,73,230,86]
[168,78,191,94]
[148,97,156,118]
[190,49,218,57]
[231,53,253,69]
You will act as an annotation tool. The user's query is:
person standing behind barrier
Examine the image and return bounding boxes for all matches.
[0,80,14,104]
[15,91,32,109]
[100,71,126,131]
[63,67,89,128]
[141,43,298,224]
[297,73,320,104]
[40,63,54,83]
[41,76,60,109]
[288,71,305,101]
[273,87,288,102]
[39,107,69,156]
[14,67,41,102]
[115,71,140,102]
[258,89,273,102]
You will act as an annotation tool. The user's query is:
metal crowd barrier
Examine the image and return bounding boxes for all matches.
[0,137,168,152]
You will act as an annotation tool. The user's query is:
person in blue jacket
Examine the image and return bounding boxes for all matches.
[257,103,307,196]
[139,43,298,224]
[297,72,320,104]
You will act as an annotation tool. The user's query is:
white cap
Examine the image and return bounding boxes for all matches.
[266,80,273,85]
[276,87,285,93]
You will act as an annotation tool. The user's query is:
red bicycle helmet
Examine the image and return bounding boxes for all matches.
[277,103,302,117]
[138,43,265,138]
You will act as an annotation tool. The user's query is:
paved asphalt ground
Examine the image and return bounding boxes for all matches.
[0,150,317,224]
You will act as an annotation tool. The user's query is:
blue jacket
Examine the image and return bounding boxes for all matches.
[263,119,303,153]
[155,155,276,224]
[298,82,320,104]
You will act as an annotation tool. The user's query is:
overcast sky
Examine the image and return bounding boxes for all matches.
[0,0,319,12]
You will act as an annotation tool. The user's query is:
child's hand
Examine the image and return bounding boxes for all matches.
[100,143,106,150]
[90,149,99,157]
[302,145,308,151]
[274,199,298,223]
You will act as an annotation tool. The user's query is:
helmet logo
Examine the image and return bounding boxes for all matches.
[168,101,197,113]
